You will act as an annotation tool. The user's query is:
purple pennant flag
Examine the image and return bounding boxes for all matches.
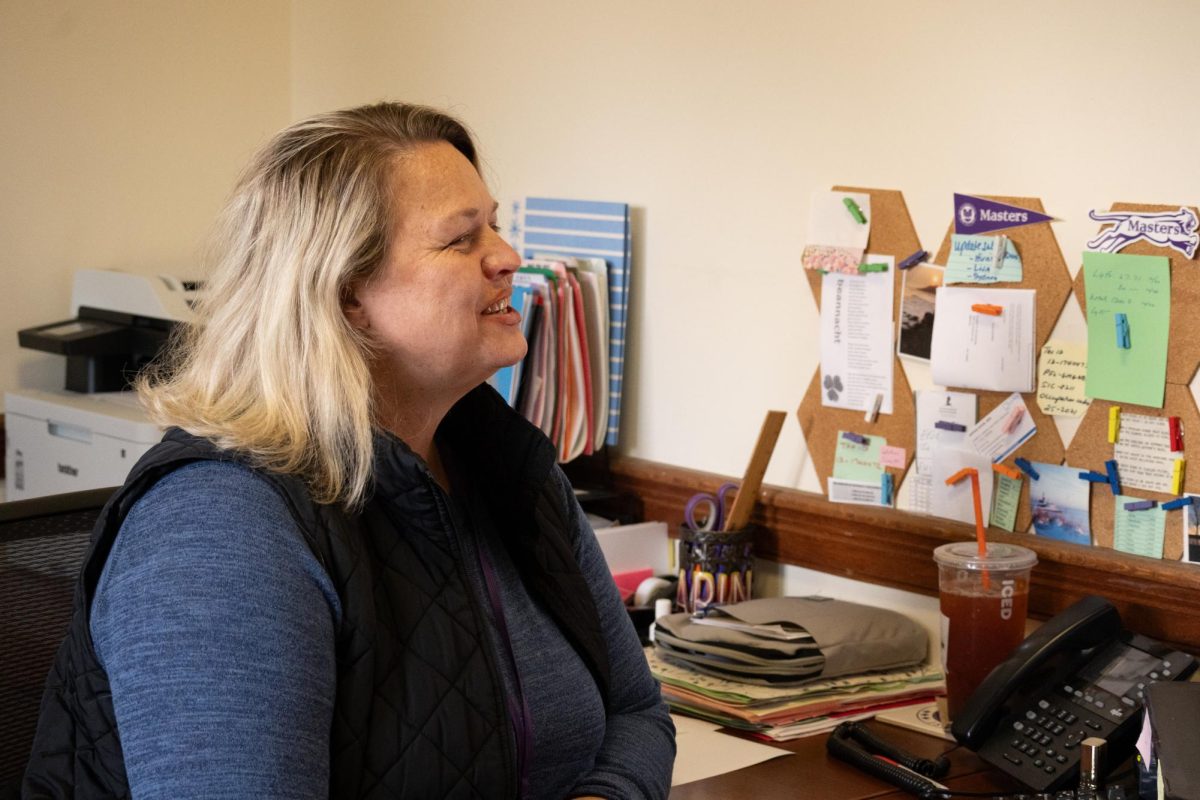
[954,193,1054,235]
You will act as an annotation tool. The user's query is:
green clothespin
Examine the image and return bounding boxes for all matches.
[842,197,867,224]
[858,263,888,273]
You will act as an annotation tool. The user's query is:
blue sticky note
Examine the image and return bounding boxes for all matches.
[945,234,1023,284]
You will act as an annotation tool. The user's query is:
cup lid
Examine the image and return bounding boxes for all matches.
[933,541,1037,571]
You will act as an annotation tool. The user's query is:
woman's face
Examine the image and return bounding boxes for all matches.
[346,141,526,403]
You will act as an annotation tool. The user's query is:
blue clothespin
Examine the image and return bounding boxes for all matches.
[898,249,928,270]
[1078,470,1109,483]
[880,473,894,506]
[1014,458,1040,480]
[934,420,967,432]
[1124,499,1156,511]
[1162,497,1195,511]
[841,432,868,445]
[1115,313,1130,349]
[1105,459,1121,496]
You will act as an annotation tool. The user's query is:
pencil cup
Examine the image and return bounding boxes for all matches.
[677,526,755,613]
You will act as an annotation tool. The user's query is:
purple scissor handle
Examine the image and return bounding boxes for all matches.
[684,481,739,531]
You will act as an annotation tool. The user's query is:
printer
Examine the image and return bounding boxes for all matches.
[6,269,200,500]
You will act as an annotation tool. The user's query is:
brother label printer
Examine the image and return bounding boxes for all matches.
[6,269,199,500]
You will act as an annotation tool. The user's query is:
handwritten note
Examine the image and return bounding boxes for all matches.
[991,474,1022,532]
[944,234,1023,284]
[1113,495,1167,558]
[880,445,907,469]
[1036,341,1090,417]
[1182,495,1200,565]
[833,431,885,483]
[1083,252,1170,408]
[1113,413,1176,494]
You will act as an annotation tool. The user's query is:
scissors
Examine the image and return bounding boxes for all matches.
[684,482,739,532]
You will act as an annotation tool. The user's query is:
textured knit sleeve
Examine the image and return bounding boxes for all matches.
[551,468,676,799]
[90,460,342,800]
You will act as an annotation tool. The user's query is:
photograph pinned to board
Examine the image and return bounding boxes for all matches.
[1036,340,1090,418]
[1113,495,1167,559]
[966,392,1036,464]
[819,259,894,414]
[1082,251,1170,409]
[1028,462,1091,546]
[1113,413,1176,495]
[1181,498,1200,565]
[801,190,871,274]
[930,286,1036,393]
[897,263,943,362]
[943,234,1022,285]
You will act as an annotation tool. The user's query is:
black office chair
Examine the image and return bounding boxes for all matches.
[0,487,115,797]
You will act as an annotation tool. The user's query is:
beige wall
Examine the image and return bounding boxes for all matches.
[290,0,1200,496]
[0,0,290,394]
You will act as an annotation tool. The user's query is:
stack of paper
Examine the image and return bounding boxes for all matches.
[648,647,944,742]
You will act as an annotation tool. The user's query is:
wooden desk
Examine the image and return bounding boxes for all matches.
[670,721,1023,799]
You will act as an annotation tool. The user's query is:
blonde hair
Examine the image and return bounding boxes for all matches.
[137,103,478,508]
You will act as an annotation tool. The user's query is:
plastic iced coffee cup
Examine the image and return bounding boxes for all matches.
[933,541,1037,721]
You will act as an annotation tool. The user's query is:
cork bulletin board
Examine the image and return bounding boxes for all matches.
[797,187,921,493]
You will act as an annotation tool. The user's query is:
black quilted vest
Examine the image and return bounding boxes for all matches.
[22,385,610,799]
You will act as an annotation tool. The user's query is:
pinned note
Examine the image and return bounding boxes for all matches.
[1036,341,1090,418]
[820,266,895,415]
[802,190,871,274]
[1083,252,1170,408]
[1113,495,1167,558]
[966,392,1037,463]
[1113,413,1176,495]
[834,430,885,483]
[944,234,1023,284]
[879,445,907,469]
[991,473,1022,532]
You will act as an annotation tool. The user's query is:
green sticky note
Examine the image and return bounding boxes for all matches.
[1083,252,1170,408]
[1113,494,1167,558]
[991,474,1021,532]
[833,431,885,482]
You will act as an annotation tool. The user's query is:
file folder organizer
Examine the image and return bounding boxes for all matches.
[523,197,631,447]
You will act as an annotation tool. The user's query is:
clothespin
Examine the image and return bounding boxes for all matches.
[993,463,1022,481]
[858,262,889,273]
[934,420,967,432]
[1163,496,1195,511]
[1123,500,1156,512]
[843,197,867,224]
[1078,470,1110,483]
[864,393,882,423]
[880,472,894,506]
[1115,313,1130,349]
[1002,406,1026,435]
[1105,459,1121,496]
[1108,406,1121,444]
[1173,458,1186,495]
[1169,417,1183,452]
[1014,458,1040,480]
[971,304,1004,316]
[841,432,868,445]
[898,249,928,270]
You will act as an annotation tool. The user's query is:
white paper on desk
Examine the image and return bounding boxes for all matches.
[828,477,884,506]
[930,287,1035,392]
[1114,413,1176,494]
[966,392,1037,463]
[670,713,791,786]
[929,446,993,527]
[819,261,894,414]
[915,391,977,476]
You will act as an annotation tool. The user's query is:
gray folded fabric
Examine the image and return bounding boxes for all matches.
[655,596,928,680]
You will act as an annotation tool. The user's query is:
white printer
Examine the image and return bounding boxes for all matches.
[5,269,199,500]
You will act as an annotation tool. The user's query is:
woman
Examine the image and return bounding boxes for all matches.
[24,103,675,799]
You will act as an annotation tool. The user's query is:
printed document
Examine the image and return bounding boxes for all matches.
[819,260,895,414]
[930,287,1035,392]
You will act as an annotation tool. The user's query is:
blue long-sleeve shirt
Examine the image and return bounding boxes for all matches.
[91,460,674,799]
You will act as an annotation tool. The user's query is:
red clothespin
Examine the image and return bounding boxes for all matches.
[1169,417,1183,452]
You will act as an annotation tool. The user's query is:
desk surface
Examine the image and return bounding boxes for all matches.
[670,721,1023,800]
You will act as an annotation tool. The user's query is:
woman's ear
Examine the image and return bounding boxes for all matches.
[342,283,370,331]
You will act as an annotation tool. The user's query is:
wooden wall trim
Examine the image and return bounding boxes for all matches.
[609,455,1200,654]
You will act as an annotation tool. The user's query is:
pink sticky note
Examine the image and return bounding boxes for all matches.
[880,445,907,469]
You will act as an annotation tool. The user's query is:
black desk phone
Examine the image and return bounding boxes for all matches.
[828,596,1195,799]
[952,595,1196,793]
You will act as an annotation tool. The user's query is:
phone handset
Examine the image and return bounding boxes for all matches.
[950,595,1122,748]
